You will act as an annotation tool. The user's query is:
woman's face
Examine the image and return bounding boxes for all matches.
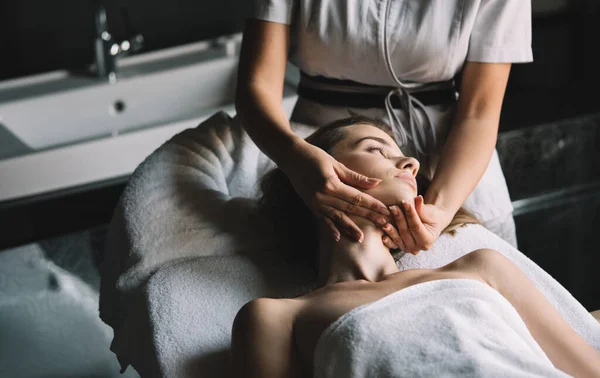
[332,124,420,206]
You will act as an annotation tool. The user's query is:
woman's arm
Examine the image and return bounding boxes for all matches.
[231,298,304,378]
[423,61,511,216]
[235,19,300,165]
[236,19,392,241]
[381,62,512,253]
[471,249,600,378]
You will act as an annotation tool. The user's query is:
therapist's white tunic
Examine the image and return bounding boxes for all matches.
[249,0,533,246]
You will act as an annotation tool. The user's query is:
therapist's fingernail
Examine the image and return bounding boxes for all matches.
[402,201,410,211]
[390,206,400,216]
[380,207,391,215]
[356,232,364,243]
[377,217,386,225]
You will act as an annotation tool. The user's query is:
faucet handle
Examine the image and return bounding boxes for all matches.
[128,34,144,53]
[112,34,144,57]
[115,2,144,55]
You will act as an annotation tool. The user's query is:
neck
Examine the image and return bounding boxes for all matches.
[316,216,400,287]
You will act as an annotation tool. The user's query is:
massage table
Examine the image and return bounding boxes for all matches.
[99,112,600,377]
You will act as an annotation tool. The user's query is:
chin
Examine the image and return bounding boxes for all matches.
[384,197,415,207]
[364,182,417,206]
[378,192,416,207]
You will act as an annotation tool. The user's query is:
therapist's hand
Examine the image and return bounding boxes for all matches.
[381,195,453,254]
[280,140,392,242]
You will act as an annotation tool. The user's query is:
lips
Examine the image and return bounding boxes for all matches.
[394,173,417,190]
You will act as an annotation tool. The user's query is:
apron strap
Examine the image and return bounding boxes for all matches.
[381,0,448,157]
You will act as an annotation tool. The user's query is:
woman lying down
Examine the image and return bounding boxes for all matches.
[230,116,600,378]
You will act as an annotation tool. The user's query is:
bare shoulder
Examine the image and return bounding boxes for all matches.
[441,248,515,290]
[231,297,305,378]
[450,250,600,377]
[234,297,300,328]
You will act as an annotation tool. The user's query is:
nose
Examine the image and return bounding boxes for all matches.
[395,156,420,176]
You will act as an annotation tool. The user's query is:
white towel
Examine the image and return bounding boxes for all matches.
[99,111,599,377]
[99,112,316,375]
[314,278,571,378]
[397,225,600,350]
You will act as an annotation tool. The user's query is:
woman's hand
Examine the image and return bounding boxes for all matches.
[280,140,392,242]
[381,196,454,254]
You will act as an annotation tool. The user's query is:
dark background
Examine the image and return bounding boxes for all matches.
[0,0,248,80]
[1,0,599,130]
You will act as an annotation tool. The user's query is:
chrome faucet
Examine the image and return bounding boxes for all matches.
[94,5,144,82]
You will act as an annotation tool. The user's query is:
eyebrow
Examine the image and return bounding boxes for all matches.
[354,136,393,147]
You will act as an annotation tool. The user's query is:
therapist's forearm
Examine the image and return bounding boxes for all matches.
[235,20,302,168]
[236,82,303,167]
[424,117,499,214]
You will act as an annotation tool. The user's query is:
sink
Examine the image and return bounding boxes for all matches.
[0,46,241,150]
[0,38,299,203]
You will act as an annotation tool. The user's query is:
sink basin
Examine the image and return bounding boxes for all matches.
[0,38,299,203]
[0,54,239,150]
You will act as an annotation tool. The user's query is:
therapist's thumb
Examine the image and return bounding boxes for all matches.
[338,166,382,188]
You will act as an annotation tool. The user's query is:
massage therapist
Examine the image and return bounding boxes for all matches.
[235,0,533,253]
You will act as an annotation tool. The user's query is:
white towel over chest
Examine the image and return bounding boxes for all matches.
[314,278,571,378]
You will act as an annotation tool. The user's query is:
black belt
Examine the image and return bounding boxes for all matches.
[297,74,458,109]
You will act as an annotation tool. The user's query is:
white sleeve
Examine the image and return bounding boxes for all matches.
[248,0,295,25]
[467,0,533,63]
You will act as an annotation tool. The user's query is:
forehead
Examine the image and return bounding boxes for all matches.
[341,124,398,146]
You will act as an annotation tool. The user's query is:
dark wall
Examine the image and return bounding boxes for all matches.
[0,0,247,81]
[1,0,599,129]
[501,0,600,130]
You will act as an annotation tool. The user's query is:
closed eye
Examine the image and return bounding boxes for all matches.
[366,146,386,156]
